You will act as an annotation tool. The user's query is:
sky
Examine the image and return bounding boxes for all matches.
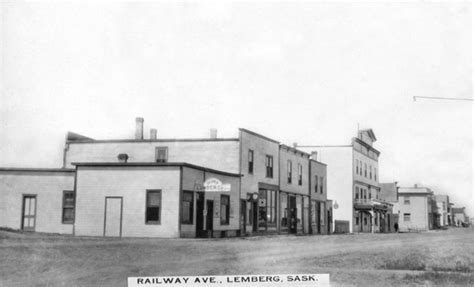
[1,1,473,215]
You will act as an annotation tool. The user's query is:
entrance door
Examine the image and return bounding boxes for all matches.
[22,195,37,231]
[252,201,258,232]
[196,192,205,237]
[240,199,246,235]
[104,197,122,237]
[289,196,297,234]
[206,200,214,234]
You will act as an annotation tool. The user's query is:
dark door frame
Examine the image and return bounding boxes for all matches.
[289,196,297,234]
[240,199,246,235]
[206,200,214,233]
[196,192,205,237]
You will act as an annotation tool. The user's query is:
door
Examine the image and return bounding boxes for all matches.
[22,195,37,231]
[206,200,214,232]
[316,201,321,234]
[289,196,297,234]
[196,192,205,237]
[240,199,246,235]
[104,197,122,237]
[252,201,258,232]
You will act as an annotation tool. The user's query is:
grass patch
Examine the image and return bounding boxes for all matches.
[379,253,427,271]
[432,260,472,273]
[403,271,474,285]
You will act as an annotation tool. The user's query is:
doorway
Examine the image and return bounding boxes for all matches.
[252,201,258,232]
[240,199,246,235]
[206,200,214,236]
[104,197,122,237]
[196,192,205,237]
[22,195,37,231]
[289,196,297,234]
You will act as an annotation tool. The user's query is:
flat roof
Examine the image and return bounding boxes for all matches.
[72,162,242,177]
[67,138,239,144]
[0,168,75,174]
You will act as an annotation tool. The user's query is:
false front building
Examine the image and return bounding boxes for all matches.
[306,129,392,233]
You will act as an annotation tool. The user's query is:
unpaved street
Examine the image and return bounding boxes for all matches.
[1,228,473,286]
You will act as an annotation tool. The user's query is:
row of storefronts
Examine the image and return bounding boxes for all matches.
[0,120,332,238]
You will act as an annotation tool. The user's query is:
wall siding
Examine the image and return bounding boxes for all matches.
[75,166,181,238]
[65,141,240,174]
[0,172,75,234]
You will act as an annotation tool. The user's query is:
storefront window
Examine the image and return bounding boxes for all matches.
[280,193,288,232]
[320,202,325,226]
[259,189,277,231]
[181,191,193,224]
[296,195,303,232]
[311,200,317,228]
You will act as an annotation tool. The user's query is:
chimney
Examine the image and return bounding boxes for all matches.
[414,184,418,188]
[293,142,298,148]
[135,117,144,140]
[150,128,157,140]
[117,153,129,163]
[311,151,318,160]
[210,129,217,139]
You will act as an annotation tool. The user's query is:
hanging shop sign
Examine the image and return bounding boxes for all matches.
[195,178,231,192]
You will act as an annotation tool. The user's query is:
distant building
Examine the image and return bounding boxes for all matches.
[433,195,450,228]
[380,182,399,232]
[306,129,392,233]
[394,185,435,231]
[452,207,467,226]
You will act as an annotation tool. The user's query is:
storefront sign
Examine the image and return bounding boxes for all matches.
[195,178,231,192]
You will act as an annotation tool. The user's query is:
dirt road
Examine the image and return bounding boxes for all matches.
[1,228,473,286]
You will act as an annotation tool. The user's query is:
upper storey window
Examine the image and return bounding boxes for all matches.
[155,147,168,163]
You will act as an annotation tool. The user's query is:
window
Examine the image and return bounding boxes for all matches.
[404,196,410,205]
[363,189,367,199]
[146,190,161,224]
[155,147,168,163]
[248,150,254,174]
[314,175,318,193]
[364,216,368,225]
[181,191,193,224]
[356,216,359,225]
[369,166,372,179]
[364,163,367,178]
[355,187,359,199]
[356,160,359,175]
[320,177,324,194]
[369,191,372,199]
[265,155,273,178]
[259,189,277,231]
[287,160,292,184]
[298,164,303,185]
[62,191,75,224]
[374,168,377,181]
[220,195,230,225]
[404,213,411,222]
